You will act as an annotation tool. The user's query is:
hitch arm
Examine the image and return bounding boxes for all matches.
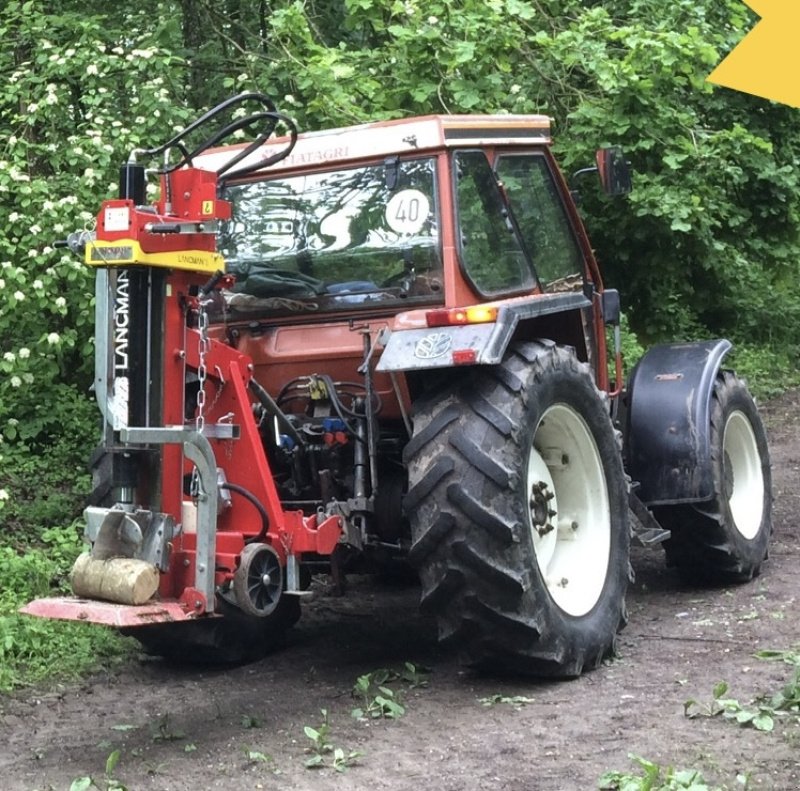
[120,426,222,613]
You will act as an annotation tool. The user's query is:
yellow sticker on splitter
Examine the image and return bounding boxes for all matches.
[202,200,214,215]
[708,1,800,108]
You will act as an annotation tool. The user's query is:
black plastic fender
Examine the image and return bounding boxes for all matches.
[625,339,732,506]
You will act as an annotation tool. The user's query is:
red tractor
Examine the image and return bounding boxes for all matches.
[24,94,772,677]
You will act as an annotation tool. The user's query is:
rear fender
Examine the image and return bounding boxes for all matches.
[376,292,591,372]
[626,339,731,505]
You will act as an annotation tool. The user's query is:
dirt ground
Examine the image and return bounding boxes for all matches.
[1,390,799,791]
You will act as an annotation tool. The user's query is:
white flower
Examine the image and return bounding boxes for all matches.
[0,489,9,501]
[3,352,15,362]
[13,290,24,301]
[18,347,30,359]
[33,280,43,289]
[428,15,438,24]
[55,296,66,308]
[10,376,21,388]
[29,224,42,235]
[45,92,58,106]
[510,84,521,95]
[8,212,19,222]
[22,373,34,384]
[86,63,99,76]
[47,332,60,345]
[28,249,37,258]
[0,278,4,288]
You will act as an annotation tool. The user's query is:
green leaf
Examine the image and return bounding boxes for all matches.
[712,681,729,699]
[753,713,774,732]
[105,749,121,775]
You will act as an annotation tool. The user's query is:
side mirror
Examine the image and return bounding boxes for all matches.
[596,147,632,196]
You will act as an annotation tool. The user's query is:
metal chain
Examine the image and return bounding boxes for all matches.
[196,299,210,434]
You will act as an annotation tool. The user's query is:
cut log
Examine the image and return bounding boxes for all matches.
[70,552,160,605]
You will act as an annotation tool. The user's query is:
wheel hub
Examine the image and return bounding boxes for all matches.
[529,481,557,537]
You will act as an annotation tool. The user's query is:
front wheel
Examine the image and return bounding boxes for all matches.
[655,371,772,583]
[404,341,630,677]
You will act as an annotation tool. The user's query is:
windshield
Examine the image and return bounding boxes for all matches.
[218,157,443,316]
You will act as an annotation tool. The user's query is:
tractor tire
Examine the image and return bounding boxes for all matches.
[122,594,301,664]
[655,371,772,583]
[404,341,630,677]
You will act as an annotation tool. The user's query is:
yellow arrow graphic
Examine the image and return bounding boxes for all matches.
[708,0,800,108]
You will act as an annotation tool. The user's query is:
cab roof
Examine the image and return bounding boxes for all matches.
[198,114,552,176]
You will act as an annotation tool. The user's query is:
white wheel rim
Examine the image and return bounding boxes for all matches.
[723,410,764,540]
[527,405,611,616]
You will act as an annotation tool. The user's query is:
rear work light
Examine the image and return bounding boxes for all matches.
[425,306,498,327]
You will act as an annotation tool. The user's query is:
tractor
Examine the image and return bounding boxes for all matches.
[23,94,772,677]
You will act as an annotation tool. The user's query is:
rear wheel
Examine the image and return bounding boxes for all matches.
[656,371,772,583]
[404,341,630,677]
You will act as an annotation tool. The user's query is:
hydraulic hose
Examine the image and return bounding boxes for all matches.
[248,379,305,448]
[220,481,270,545]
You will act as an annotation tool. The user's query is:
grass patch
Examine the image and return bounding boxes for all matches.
[727,343,800,401]
[0,524,131,692]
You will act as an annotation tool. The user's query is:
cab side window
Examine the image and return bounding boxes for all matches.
[495,154,584,291]
[454,150,536,296]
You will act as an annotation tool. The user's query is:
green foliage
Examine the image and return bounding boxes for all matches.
[242,747,273,765]
[303,709,361,772]
[727,345,800,402]
[351,662,429,720]
[685,652,800,733]
[684,681,776,732]
[0,519,129,690]
[478,693,536,709]
[69,748,128,791]
[0,386,97,541]
[598,754,747,791]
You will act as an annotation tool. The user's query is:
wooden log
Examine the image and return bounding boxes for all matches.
[70,552,160,605]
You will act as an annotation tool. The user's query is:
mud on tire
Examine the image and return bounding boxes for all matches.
[655,371,772,583]
[403,341,630,677]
